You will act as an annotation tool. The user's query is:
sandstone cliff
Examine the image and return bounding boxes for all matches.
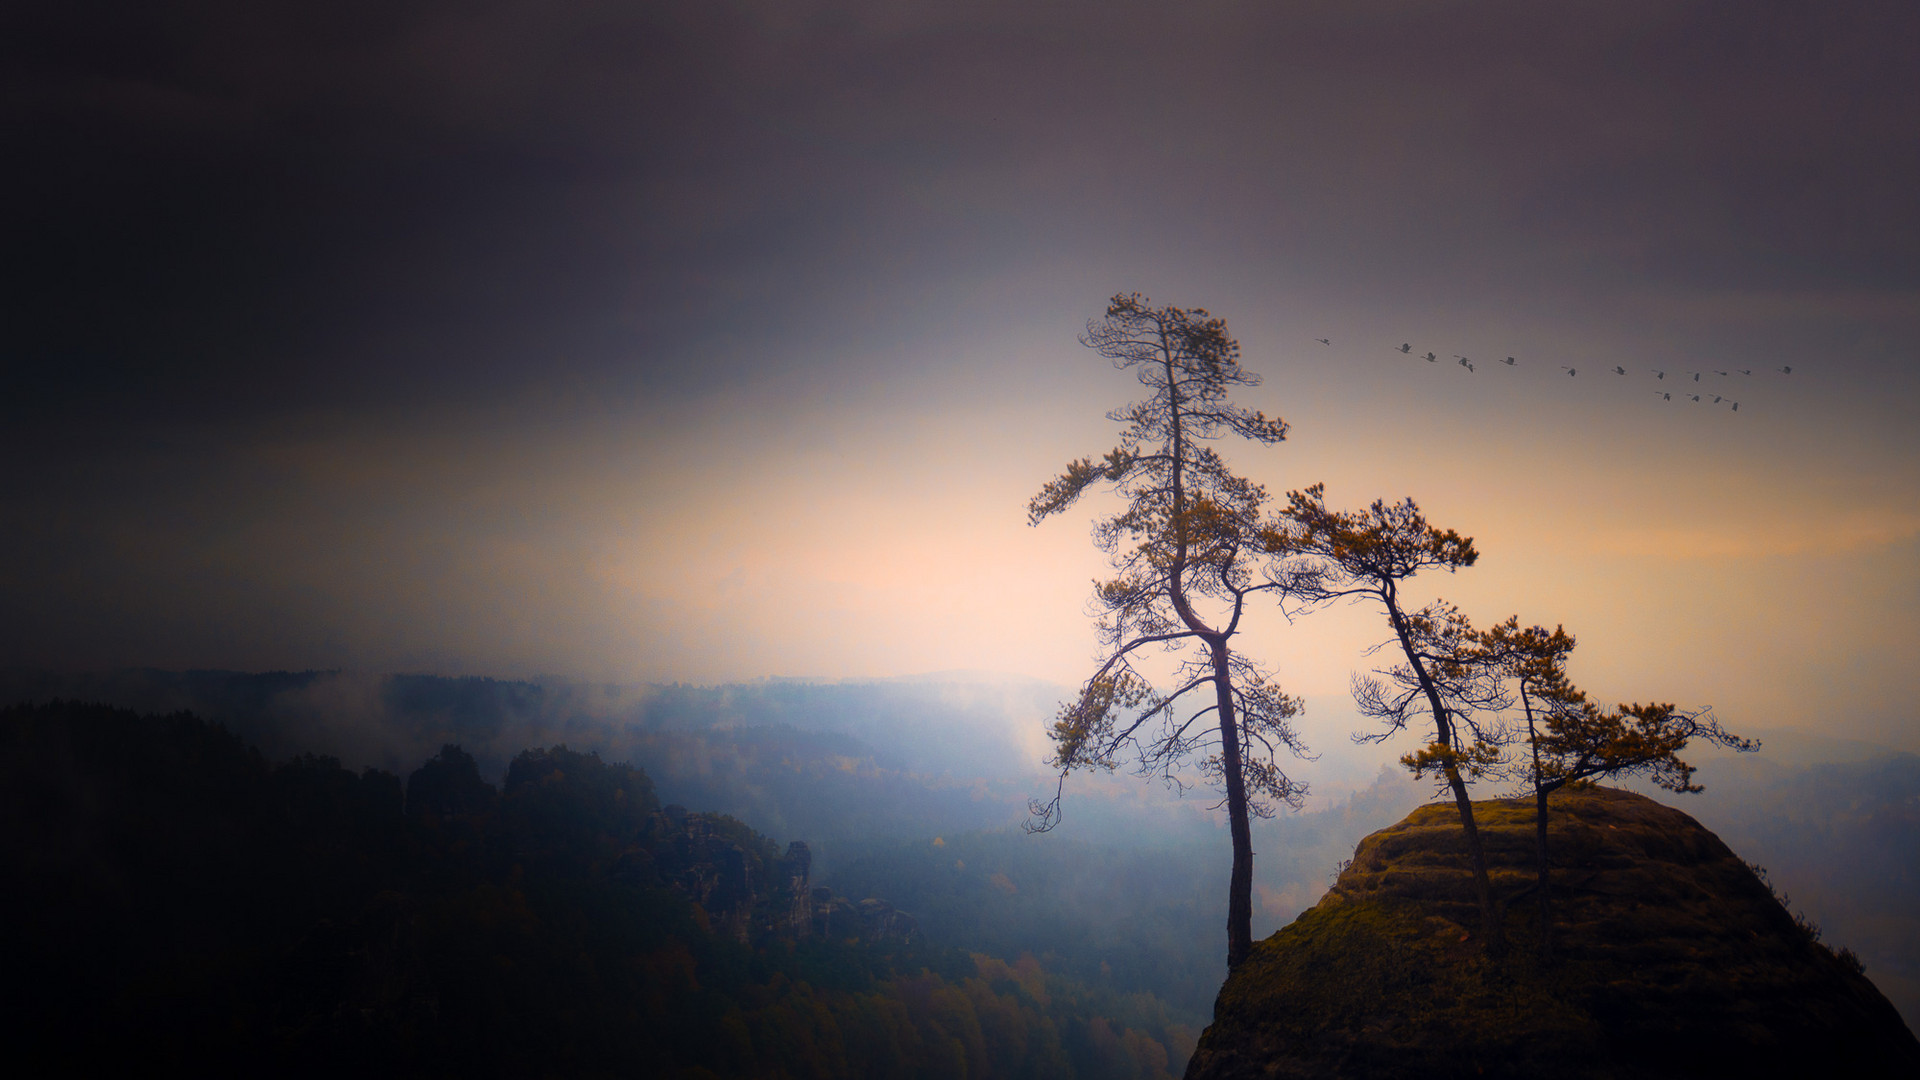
[1186,786,1919,1079]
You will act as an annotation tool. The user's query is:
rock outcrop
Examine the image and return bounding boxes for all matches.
[1186,786,1920,1080]
[809,890,921,946]
[645,804,916,947]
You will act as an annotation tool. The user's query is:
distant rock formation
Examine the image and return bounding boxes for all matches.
[777,840,813,935]
[645,804,915,947]
[664,811,759,941]
[809,890,921,946]
[1186,787,1920,1080]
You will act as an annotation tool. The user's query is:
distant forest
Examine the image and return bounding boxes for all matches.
[2,700,1195,1077]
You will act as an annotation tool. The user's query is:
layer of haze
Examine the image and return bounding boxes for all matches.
[6,1,1918,756]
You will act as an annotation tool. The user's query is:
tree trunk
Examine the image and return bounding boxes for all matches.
[1525,695,1550,962]
[1214,643,1255,969]
[1386,592,1504,958]
[1441,760,1505,957]
[1535,783,1553,962]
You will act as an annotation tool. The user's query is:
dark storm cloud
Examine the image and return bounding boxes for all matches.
[6,1,1915,427]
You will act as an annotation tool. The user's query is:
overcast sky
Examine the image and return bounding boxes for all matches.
[5,1,1917,751]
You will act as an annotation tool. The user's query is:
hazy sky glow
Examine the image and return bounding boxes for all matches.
[5,2,1918,749]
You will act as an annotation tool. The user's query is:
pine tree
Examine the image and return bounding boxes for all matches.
[1275,487,1511,953]
[1029,294,1308,969]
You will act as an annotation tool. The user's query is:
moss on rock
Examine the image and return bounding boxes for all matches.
[1186,787,1919,1079]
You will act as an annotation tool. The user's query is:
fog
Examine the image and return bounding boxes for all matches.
[8,666,1914,1027]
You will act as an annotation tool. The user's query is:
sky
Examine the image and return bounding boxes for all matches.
[5,1,1918,755]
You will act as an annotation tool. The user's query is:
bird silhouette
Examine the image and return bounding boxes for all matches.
[1457,356,1474,372]
[1501,356,1516,366]
[1657,391,1671,401]
[1688,394,1701,402]
[1731,401,1740,411]
[1425,352,1438,362]
[1611,366,1627,375]
[1714,370,1729,376]
[1778,365,1793,374]
[1712,395,1724,403]
[1316,338,1331,346]
[1562,366,1577,377]
[1737,368,1752,375]
[1653,369,1665,379]
[1690,372,1701,382]
[1397,343,1412,354]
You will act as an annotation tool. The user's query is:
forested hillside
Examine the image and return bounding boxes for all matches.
[0,701,1193,1077]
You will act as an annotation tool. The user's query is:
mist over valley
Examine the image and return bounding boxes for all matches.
[8,667,1916,1056]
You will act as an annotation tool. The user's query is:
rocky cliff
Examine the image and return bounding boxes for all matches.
[643,803,918,946]
[1186,786,1920,1079]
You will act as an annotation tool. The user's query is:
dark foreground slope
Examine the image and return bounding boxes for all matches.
[1186,787,1919,1080]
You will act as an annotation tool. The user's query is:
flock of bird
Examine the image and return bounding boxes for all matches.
[1307,337,1796,414]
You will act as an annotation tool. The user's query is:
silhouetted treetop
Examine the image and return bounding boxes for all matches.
[405,743,494,820]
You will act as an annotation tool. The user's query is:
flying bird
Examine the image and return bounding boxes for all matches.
[1731,401,1740,411]
[1501,356,1516,366]
[1713,370,1728,376]
[1778,365,1793,374]
[1397,343,1412,354]
[1737,368,1752,375]
[1561,366,1577,376]
[1653,369,1665,379]
[1688,394,1701,402]
[1458,356,1474,372]
[1316,338,1331,346]
[1424,352,1438,362]
[1690,372,1701,382]
[1657,391,1672,401]
[1611,366,1627,375]
[1712,395,1724,403]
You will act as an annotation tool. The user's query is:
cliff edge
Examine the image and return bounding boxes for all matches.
[1186,786,1919,1079]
